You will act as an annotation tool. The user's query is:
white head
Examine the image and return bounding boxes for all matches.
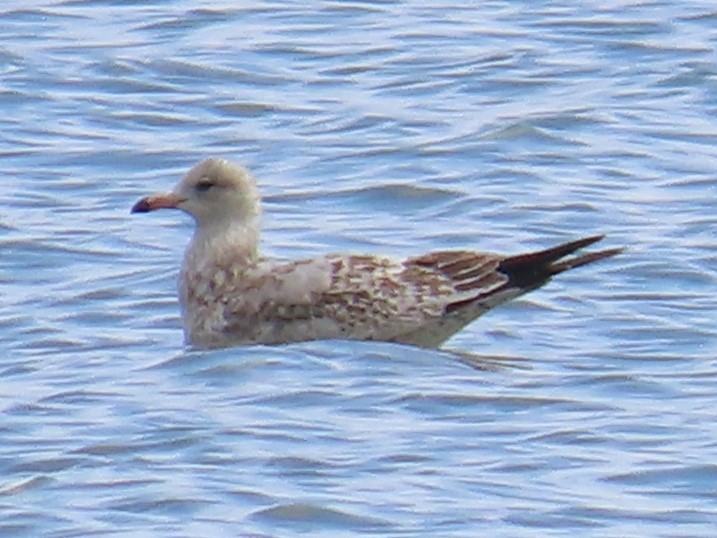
[132,158,261,230]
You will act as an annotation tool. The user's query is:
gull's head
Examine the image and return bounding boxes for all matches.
[131,158,261,229]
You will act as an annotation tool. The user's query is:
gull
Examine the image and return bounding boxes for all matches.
[132,158,622,349]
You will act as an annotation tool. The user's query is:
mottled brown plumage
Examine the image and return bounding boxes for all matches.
[132,158,622,348]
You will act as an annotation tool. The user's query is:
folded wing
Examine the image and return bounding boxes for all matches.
[218,235,622,347]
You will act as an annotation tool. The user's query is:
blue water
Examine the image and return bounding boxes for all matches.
[2,0,717,536]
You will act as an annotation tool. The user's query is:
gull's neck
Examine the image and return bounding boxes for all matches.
[178,217,258,344]
[186,216,260,273]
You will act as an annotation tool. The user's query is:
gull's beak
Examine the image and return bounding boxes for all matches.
[131,193,185,213]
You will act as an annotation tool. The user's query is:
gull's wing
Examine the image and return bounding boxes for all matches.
[394,235,622,346]
[216,235,621,347]
[220,253,453,345]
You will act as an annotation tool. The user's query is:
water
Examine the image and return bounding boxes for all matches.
[1,0,717,536]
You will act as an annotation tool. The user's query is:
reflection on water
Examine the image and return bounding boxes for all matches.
[447,350,534,372]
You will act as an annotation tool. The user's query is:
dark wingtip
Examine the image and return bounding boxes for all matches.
[131,198,151,214]
[500,235,606,272]
[551,246,624,274]
[499,235,623,290]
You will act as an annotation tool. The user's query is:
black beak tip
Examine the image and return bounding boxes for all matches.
[131,199,151,214]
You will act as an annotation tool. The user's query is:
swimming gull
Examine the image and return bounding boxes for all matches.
[132,157,622,348]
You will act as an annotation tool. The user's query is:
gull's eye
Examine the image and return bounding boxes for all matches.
[195,178,215,193]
